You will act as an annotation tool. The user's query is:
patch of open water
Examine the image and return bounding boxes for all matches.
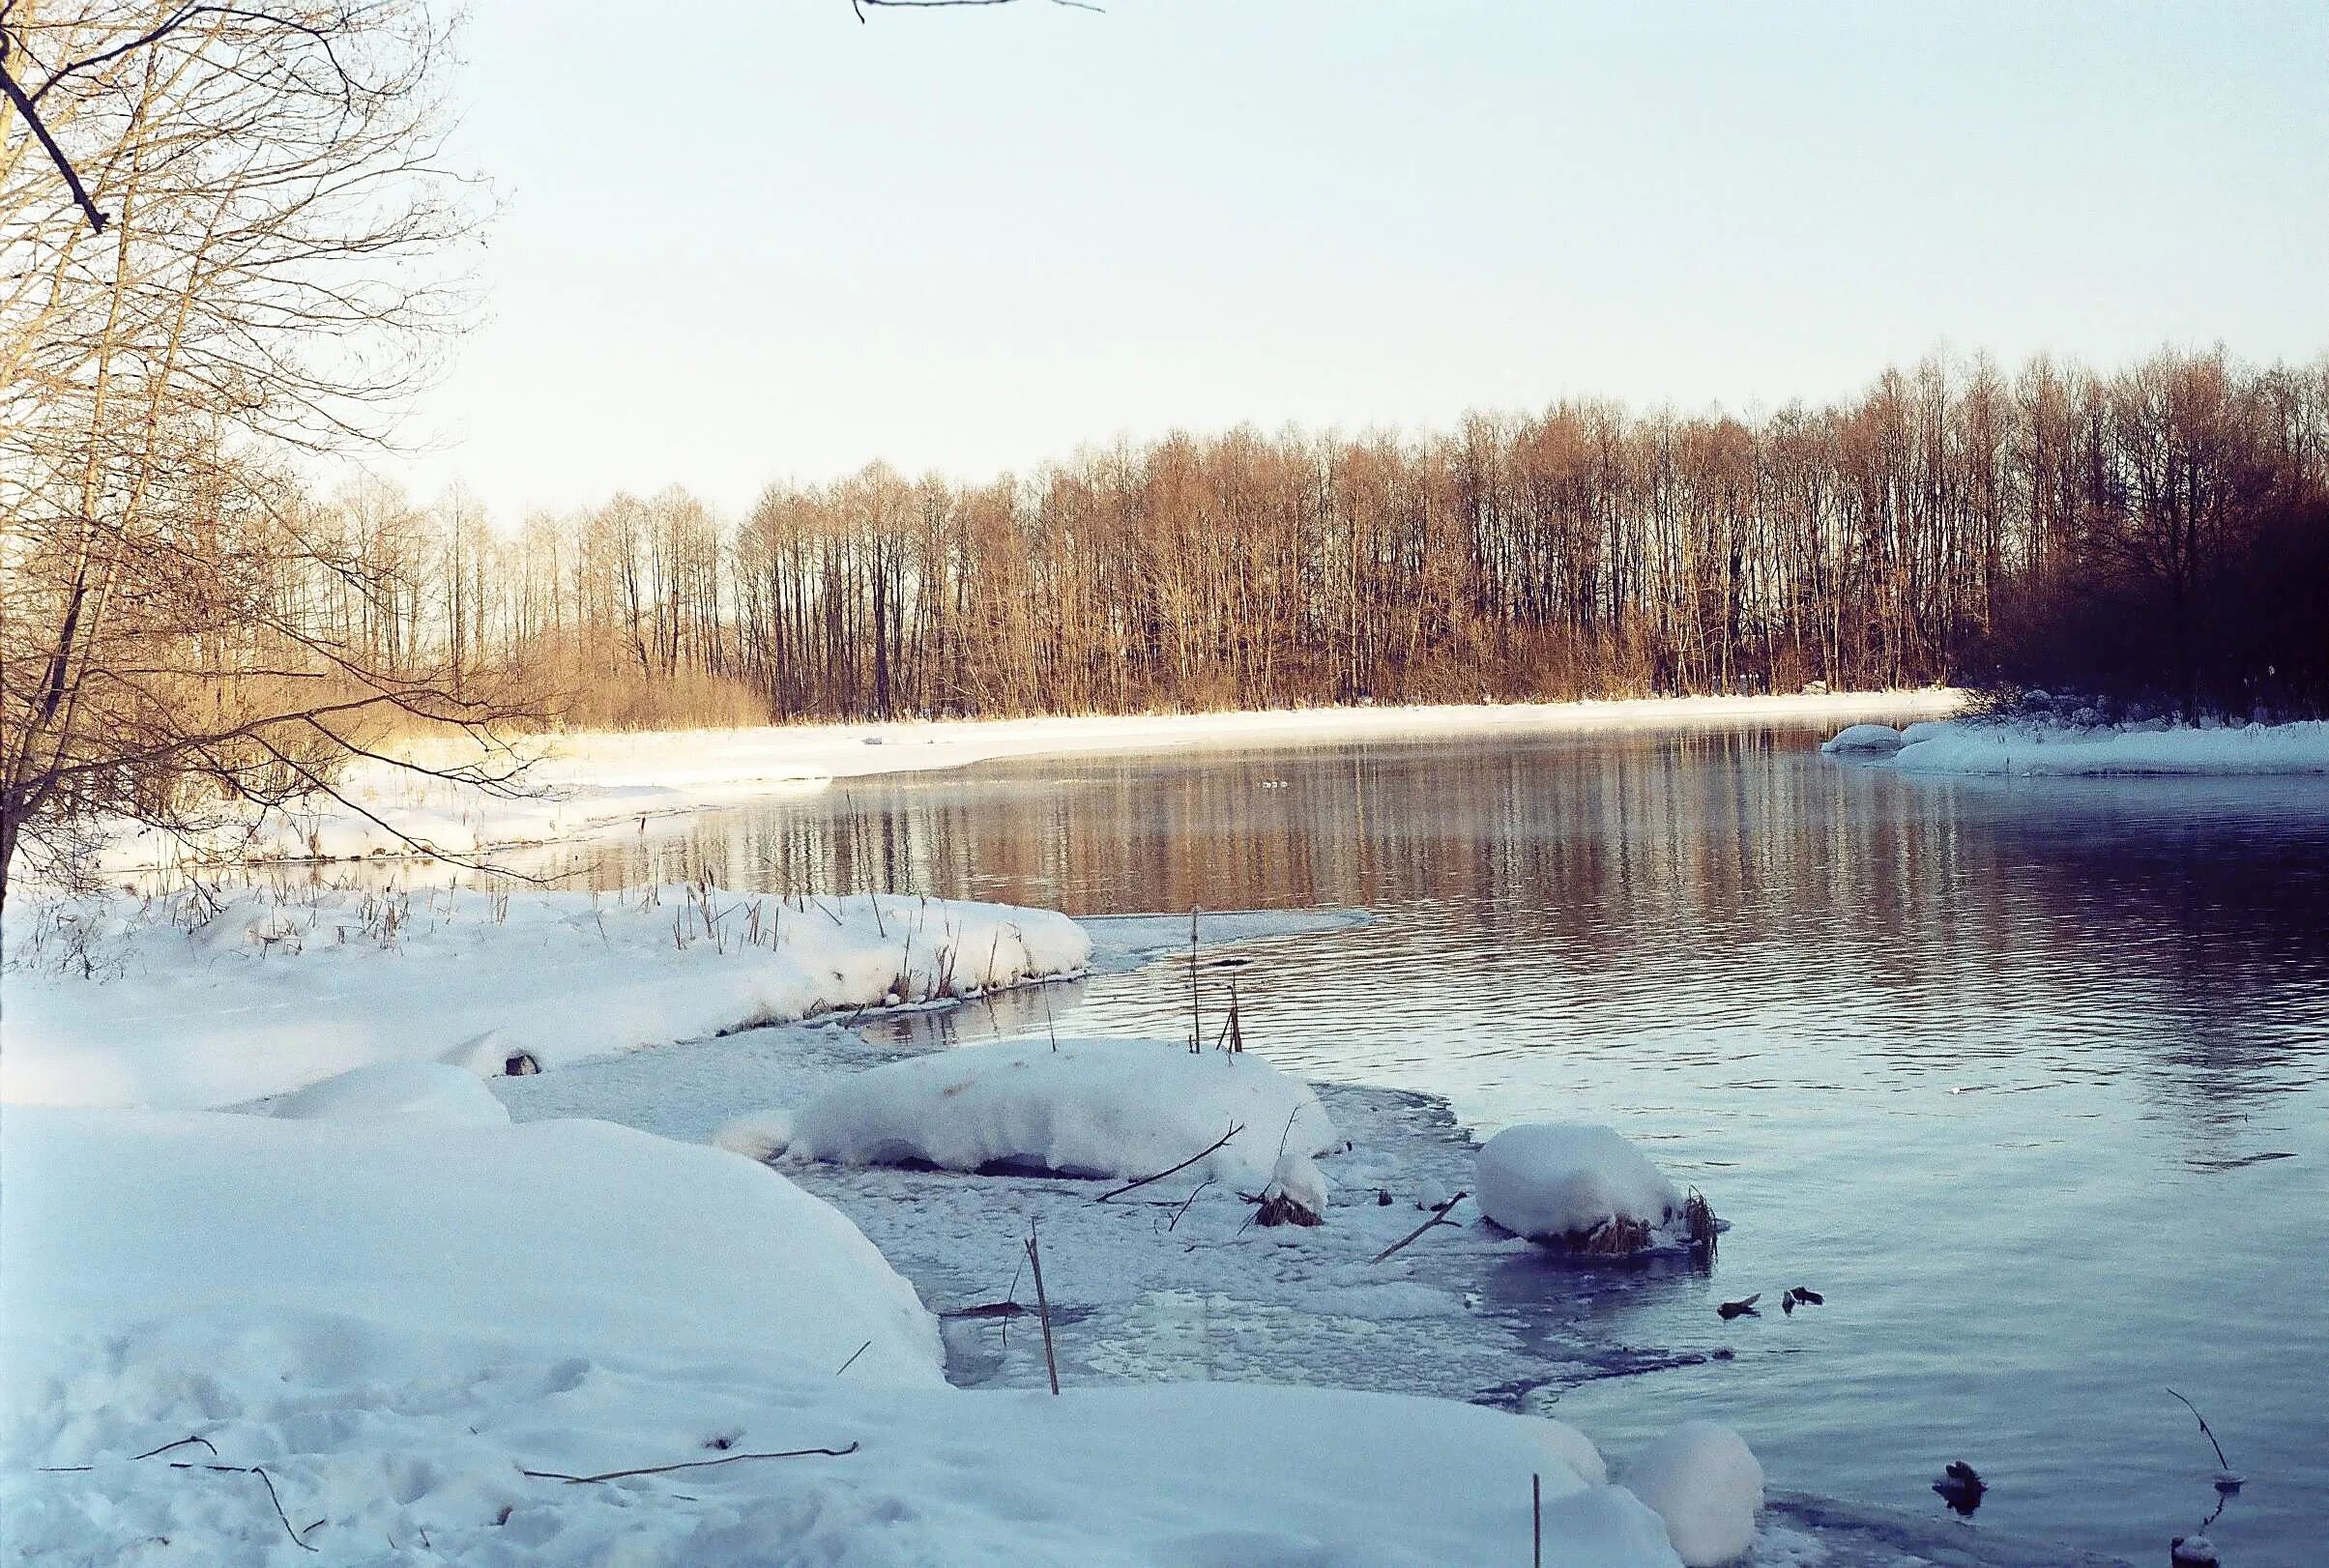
[539,716,2329,1565]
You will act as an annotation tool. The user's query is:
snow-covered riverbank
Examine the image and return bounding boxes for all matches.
[1821,712,2329,776]
[0,890,1729,1565]
[4,1101,1696,1566]
[0,885,1089,1110]
[96,689,1962,874]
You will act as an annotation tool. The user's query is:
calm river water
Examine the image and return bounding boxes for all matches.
[561,716,2328,1564]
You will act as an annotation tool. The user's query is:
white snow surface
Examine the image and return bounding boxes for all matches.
[726,1037,1344,1192]
[270,1060,511,1125]
[1818,723,1906,754]
[91,691,1961,873]
[0,885,1088,1110]
[1625,1421,1766,1566]
[0,1104,1696,1566]
[1824,715,2329,776]
[1477,1123,1684,1243]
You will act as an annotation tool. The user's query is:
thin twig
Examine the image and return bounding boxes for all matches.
[1094,1122,1241,1203]
[520,1443,861,1484]
[2165,1387,2234,1472]
[1369,1190,1468,1265]
[1165,1176,1213,1233]
[835,1339,874,1377]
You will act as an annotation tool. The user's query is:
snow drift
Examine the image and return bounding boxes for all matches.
[2,1105,1707,1565]
[720,1037,1345,1193]
[1,886,1089,1110]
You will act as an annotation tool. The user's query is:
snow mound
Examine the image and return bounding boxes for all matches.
[270,1060,510,1124]
[1819,723,1906,754]
[2,1107,943,1386]
[1624,1421,1763,1566]
[1532,1416,1612,1487]
[737,1038,1344,1191]
[1476,1123,1685,1248]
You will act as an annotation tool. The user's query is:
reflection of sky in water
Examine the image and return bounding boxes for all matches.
[366,719,2328,1560]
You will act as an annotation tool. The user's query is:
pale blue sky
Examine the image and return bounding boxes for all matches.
[399,1,2329,520]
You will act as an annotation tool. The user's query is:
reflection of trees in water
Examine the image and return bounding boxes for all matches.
[566,728,2326,1114]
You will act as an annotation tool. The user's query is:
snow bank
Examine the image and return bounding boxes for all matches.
[1823,716,2329,776]
[1624,1421,1764,1566]
[1,886,1088,1110]
[1477,1123,1686,1247]
[728,1037,1344,1191]
[92,690,1962,873]
[271,1060,510,1124]
[1,1105,1695,1565]
[1819,723,1906,754]
[0,1107,945,1385]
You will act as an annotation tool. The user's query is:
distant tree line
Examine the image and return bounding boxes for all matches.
[337,348,2320,728]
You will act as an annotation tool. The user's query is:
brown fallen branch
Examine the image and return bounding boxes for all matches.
[1369,1190,1468,1265]
[520,1442,861,1484]
[38,1438,313,1552]
[40,1435,221,1467]
[1093,1122,1240,1203]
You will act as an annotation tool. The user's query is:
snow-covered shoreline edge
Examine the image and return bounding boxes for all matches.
[1820,711,2329,777]
[1,886,2139,1565]
[96,688,1964,874]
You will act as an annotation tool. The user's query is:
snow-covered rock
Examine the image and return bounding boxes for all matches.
[1260,1144,1331,1221]
[729,1037,1344,1191]
[1476,1123,1685,1247]
[1624,1421,1763,1566]
[1819,722,1906,754]
[270,1060,510,1124]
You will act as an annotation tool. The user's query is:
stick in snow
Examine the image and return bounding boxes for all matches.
[1025,1219,1062,1396]
[1093,1122,1241,1203]
[2165,1387,2243,1487]
[1164,1176,1214,1233]
[520,1443,861,1484]
[835,1339,874,1377]
[1368,1191,1468,1265]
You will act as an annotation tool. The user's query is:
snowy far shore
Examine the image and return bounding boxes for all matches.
[1821,710,2329,777]
[96,689,1963,874]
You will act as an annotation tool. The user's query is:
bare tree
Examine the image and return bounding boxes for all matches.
[1,1,513,905]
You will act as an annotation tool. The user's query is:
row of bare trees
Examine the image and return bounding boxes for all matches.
[306,348,2327,731]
